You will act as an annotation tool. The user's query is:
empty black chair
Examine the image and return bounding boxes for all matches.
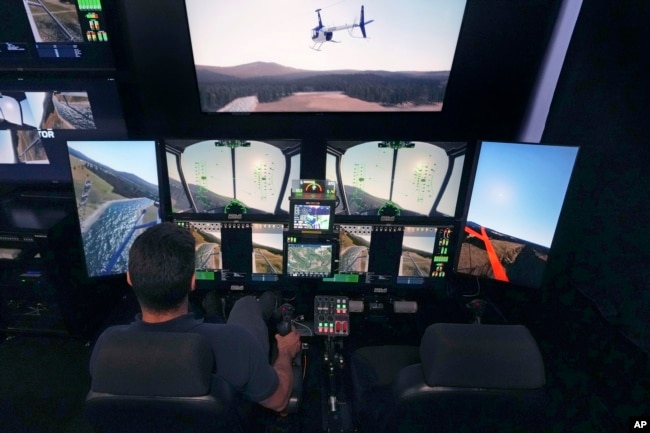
[350,323,549,433]
[85,331,241,433]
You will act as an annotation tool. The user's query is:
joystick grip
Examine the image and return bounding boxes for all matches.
[277,304,295,336]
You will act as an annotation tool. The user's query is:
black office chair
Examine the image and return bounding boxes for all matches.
[350,323,549,433]
[85,331,242,433]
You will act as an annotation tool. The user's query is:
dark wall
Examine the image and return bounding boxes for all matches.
[543,0,650,353]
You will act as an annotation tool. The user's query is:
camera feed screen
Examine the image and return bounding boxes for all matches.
[165,139,300,215]
[173,221,224,273]
[326,141,466,217]
[252,223,284,278]
[0,0,115,70]
[67,140,161,278]
[336,224,454,284]
[1,91,96,165]
[398,225,453,283]
[337,224,371,274]
[184,0,466,113]
[456,141,579,289]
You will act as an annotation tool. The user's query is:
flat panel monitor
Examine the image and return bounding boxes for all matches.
[184,0,466,113]
[397,225,453,284]
[252,222,285,281]
[0,77,128,185]
[165,139,300,216]
[326,140,468,219]
[284,234,336,279]
[455,140,579,289]
[175,220,284,283]
[335,223,455,286]
[0,0,115,71]
[337,224,372,274]
[289,198,335,234]
[67,140,162,278]
[175,221,224,272]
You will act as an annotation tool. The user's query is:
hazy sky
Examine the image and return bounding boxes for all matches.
[178,140,299,213]
[402,226,437,254]
[331,141,458,216]
[185,0,467,71]
[466,142,579,248]
[67,140,160,186]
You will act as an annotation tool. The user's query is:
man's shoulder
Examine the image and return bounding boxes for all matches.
[95,324,130,339]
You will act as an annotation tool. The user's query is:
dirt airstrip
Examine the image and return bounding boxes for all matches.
[254,92,442,112]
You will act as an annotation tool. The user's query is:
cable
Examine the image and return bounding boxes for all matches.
[292,319,313,337]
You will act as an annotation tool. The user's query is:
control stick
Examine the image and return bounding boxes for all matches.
[466,298,488,324]
[277,303,295,336]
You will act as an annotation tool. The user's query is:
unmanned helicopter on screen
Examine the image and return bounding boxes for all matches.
[311,5,374,51]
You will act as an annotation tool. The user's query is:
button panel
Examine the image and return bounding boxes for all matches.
[314,295,350,336]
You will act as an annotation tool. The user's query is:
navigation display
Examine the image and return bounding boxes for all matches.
[284,234,336,278]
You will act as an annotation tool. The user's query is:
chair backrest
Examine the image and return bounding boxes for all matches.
[393,323,549,433]
[85,331,239,433]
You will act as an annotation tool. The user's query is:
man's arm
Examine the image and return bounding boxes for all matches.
[259,330,301,412]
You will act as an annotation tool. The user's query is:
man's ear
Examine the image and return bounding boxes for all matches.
[126,271,133,287]
[190,273,196,292]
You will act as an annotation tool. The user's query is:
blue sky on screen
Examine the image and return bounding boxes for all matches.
[466,142,578,248]
[185,0,466,71]
[67,141,159,186]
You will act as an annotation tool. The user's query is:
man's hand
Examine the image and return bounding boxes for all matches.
[275,329,301,359]
[260,329,302,413]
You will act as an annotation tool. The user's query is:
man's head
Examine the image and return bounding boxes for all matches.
[127,222,196,313]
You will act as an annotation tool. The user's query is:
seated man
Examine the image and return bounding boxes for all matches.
[89,222,301,414]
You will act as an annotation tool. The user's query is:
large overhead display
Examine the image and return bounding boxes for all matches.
[455,141,579,289]
[184,0,466,113]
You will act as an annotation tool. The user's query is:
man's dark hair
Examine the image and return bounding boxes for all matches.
[128,222,196,312]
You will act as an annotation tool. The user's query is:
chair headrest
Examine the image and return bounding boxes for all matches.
[419,323,545,390]
[91,331,215,397]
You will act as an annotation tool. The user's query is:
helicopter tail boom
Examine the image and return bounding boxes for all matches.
[359,5,374,38]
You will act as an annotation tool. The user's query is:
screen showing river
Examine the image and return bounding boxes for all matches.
[67,140,161,278]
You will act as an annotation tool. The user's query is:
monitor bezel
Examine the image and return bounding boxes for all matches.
[113,0,560,141]
[452,139,580,290]
[283,233,338,279]
[161,137,301,222]
[0,0,118,72]
[325,139,473,223]
[65,138,167,281]
[288,198,337,235]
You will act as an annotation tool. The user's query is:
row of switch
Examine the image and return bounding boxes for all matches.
[317,320,348,335]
